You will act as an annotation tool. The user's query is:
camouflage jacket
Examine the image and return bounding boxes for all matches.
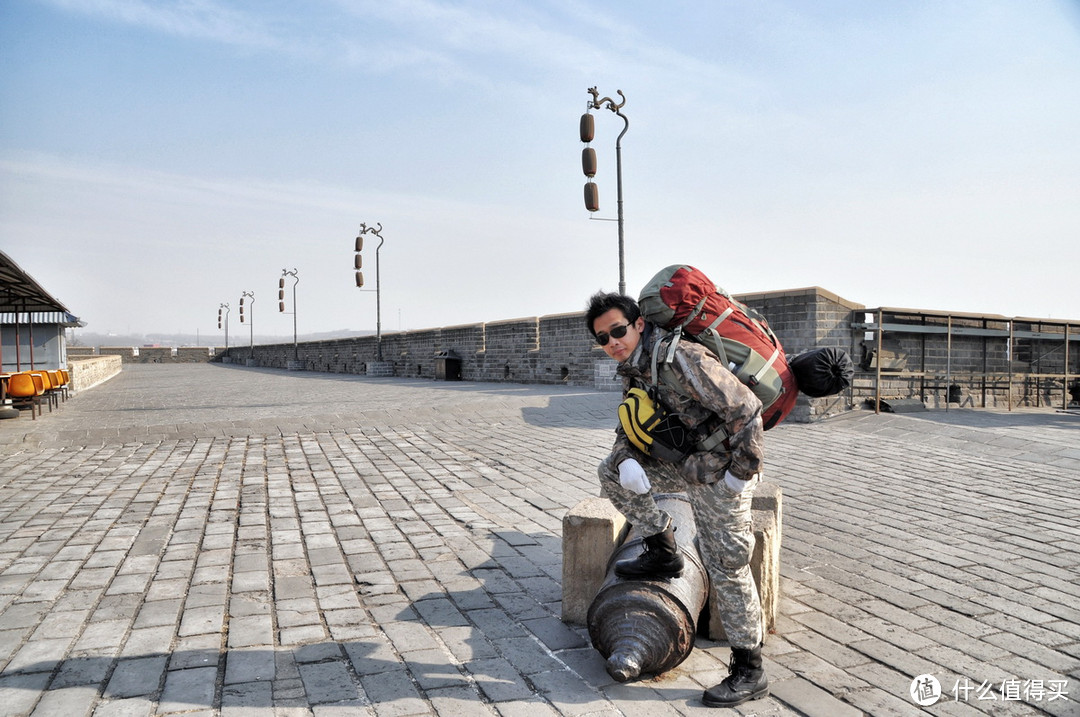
[611,324,765,484]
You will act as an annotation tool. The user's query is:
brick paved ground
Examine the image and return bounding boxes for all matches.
[0,363,1077,716]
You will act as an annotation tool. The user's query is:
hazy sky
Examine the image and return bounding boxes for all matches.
[3,1,1079,340]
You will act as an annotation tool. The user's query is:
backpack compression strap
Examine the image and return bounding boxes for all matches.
[750,348,782,388]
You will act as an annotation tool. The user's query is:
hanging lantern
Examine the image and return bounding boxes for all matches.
[580,113,594,143]
[584,182,599,212]
[582,147,597,178]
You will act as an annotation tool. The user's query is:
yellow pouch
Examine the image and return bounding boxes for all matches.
[618,387,692,462]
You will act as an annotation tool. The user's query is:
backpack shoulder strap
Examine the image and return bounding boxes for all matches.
[650,329,689,398]
[649,329,668,390]
[650,331,732,452]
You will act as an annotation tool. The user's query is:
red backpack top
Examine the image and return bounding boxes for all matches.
[638,265,799,430]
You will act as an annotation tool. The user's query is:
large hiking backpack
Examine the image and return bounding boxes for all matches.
[638,265,799,430]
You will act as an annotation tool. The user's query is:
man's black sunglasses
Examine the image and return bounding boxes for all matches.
[596,323,631,346]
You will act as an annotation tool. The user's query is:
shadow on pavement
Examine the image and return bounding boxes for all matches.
[0,531,698,711]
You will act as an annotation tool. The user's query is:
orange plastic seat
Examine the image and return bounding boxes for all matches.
[7,372,43,419]
[47,370,68,401]
[27,372,57,412]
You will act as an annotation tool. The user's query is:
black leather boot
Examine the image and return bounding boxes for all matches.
[702,644,769,707]
[614,528,684,580]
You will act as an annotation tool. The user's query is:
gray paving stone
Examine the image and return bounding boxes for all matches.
[224,647,276,684]
[178,605,225,637]
[0,673,50,715]
[279,623,328,646]
[121,625,175,656]
[106,655,167,699]
[358,667,427,716]
[492,699,563,717]
[293,642,344,664]
[492,636,564,676]
[5,635,72,674]
[521,615,589,652]
[220,679,273,710]
[426,684,496,717]
[403,648,470,691]
[769,675,863,717]
[51,655,114,688]
[343,637,400,676]
[2,366,1078,715]
[227,614,274,648]
[436,625,499,663]
[297,659,362,705]
[466,656,538,703]
[158,665,217,712]
[30,684,99,717]
[168,638,220,671]
[529,668,611,715]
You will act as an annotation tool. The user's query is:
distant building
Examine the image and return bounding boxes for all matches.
[0,250,83,372]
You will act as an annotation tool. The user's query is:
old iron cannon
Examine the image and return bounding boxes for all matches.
[587,493,709,682]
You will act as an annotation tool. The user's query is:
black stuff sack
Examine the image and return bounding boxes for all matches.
[789,347,855,398]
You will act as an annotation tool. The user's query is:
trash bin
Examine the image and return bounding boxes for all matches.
[434,350,462,381]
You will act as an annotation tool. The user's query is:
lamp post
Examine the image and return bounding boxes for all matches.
[239,291,254,360]
[279,268,299,362]
[217,303,230,356]
[354,222,386,361]
[581,86,629,295]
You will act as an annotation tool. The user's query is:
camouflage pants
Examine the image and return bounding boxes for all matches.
[598,454,763,648]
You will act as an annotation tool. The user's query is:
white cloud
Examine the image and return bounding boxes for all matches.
[41,0,281,48]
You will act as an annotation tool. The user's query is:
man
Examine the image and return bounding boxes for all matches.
[586,291,768,708]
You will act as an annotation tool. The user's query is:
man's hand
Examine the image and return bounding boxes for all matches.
[618,459,651,495]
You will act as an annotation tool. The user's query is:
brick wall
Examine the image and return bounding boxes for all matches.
[85,286,1078,418]
[68,355,122,392]
[851,310,1079,409]
[99,346,137,361]
[738,287,866,421]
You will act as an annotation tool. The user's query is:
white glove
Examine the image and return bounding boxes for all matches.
[618,459,651,495]
[723,470,751,494]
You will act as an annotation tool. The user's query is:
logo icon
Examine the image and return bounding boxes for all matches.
[910,674,942,706]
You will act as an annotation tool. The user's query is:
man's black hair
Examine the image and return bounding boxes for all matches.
[585,292,641,337]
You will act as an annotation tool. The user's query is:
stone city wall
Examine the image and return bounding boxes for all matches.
[853,311,1079,410]
[67,355,122,392]
[78,287,1079,417]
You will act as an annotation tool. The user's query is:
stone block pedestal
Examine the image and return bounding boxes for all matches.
[560,498,628,624]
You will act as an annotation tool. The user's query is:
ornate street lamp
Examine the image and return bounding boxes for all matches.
[581,86,629,295]
[279,268,299,361]
[354,222,386,361]
[217,303,230,355]
[239,291,255,357]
